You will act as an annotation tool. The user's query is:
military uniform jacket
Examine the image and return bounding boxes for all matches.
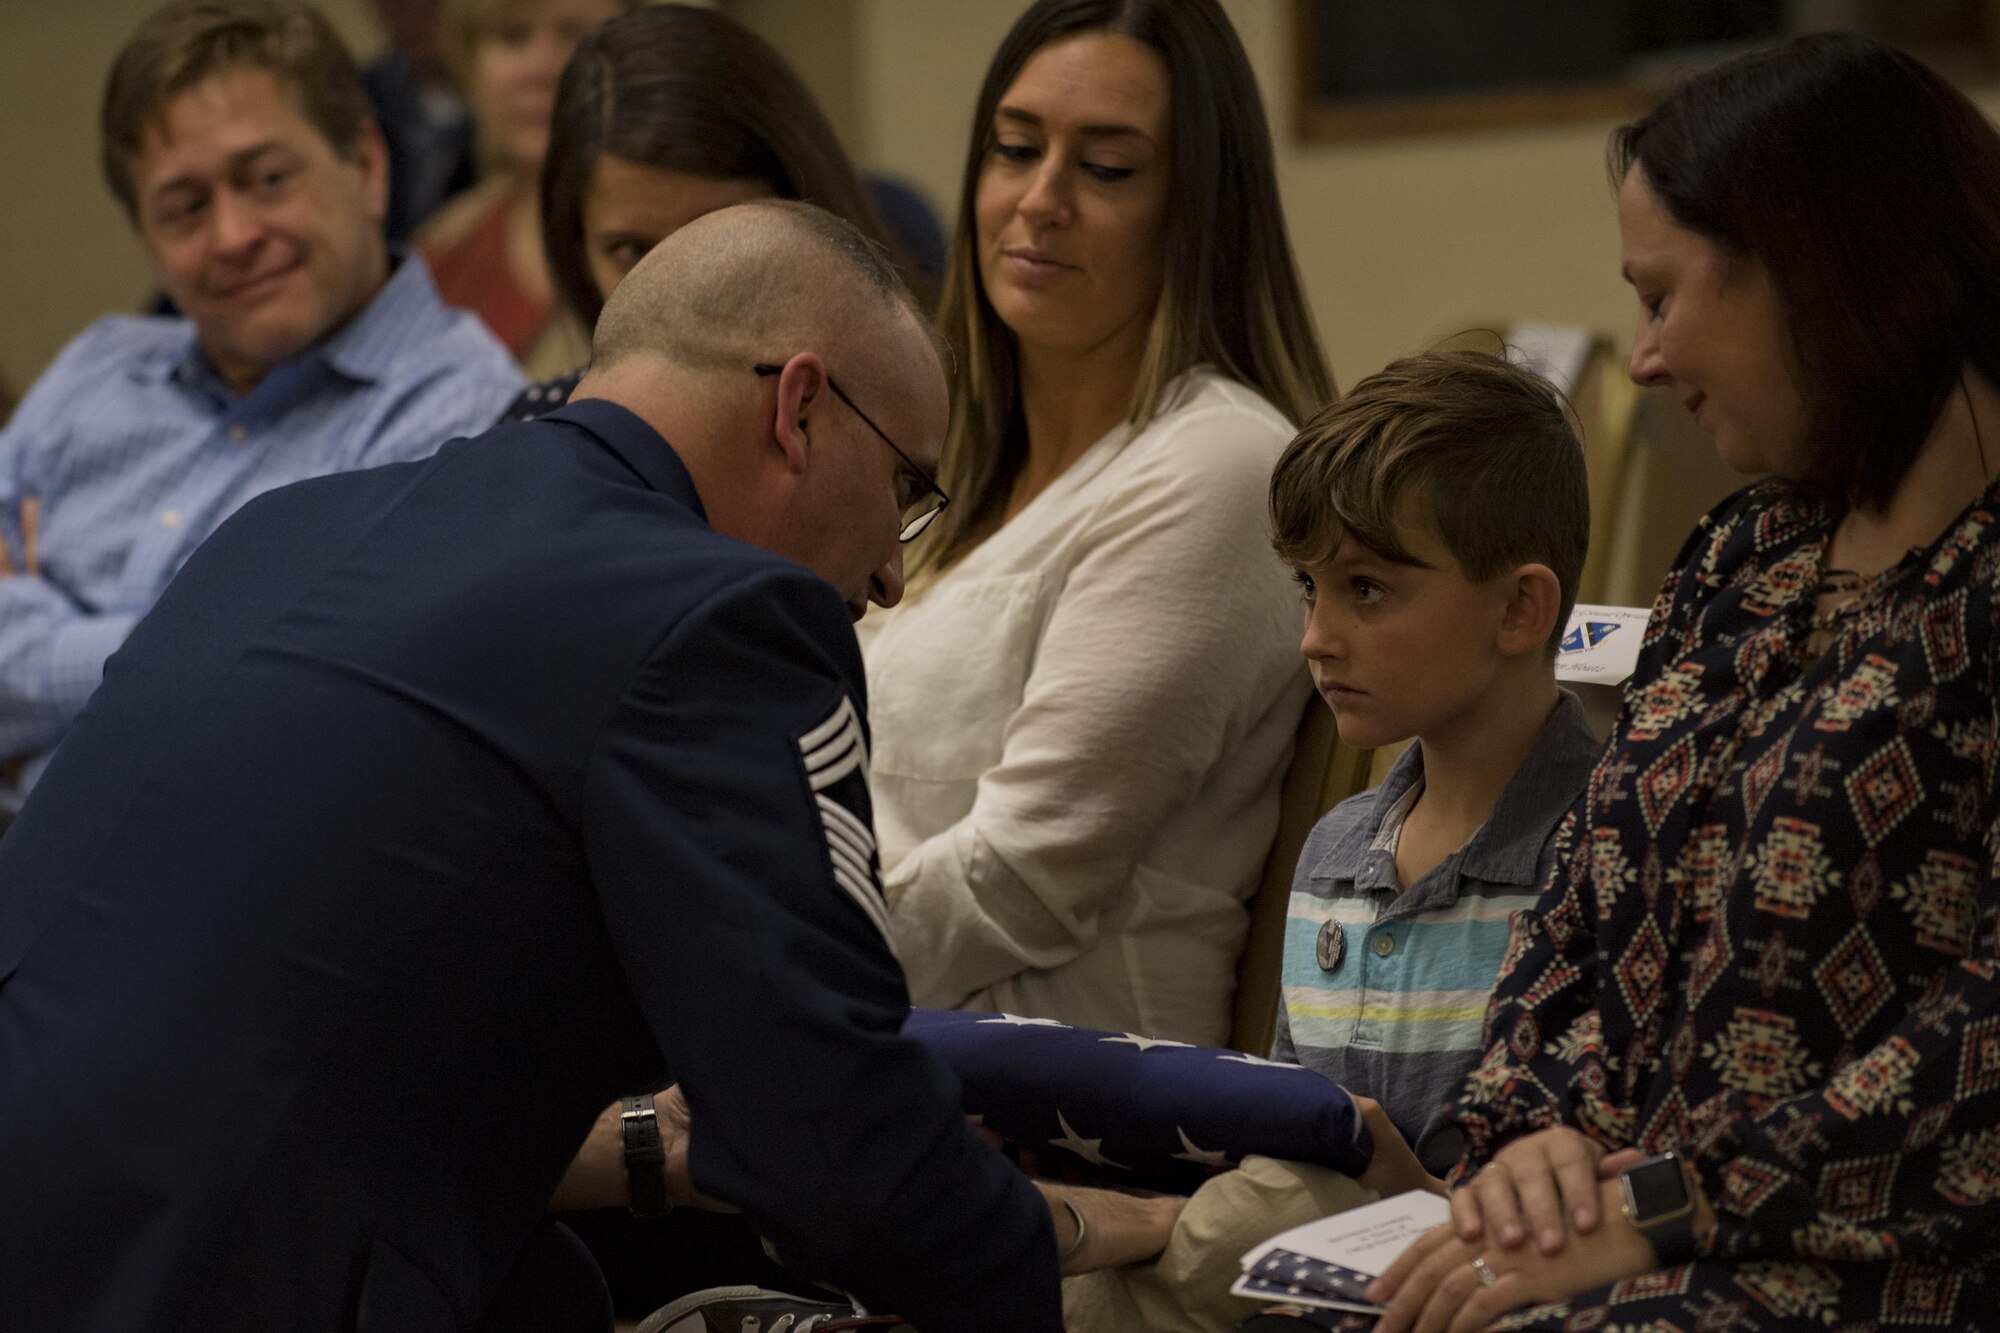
[0,400,1059,1332]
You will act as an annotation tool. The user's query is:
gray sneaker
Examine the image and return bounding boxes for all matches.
[636,1285,914,1333]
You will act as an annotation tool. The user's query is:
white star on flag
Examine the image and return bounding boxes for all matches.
[1048,1109,1124,1168]
[976,1013,1070,1028]
[1100,1033,1193,1052]
[1170,1126,1231,1167]
[1218,1052,1314,1071]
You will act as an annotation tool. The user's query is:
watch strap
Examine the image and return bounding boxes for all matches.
[1635,1210,1698,1266]
[620,1093,671,1218]
[1623,1153,1698,1266]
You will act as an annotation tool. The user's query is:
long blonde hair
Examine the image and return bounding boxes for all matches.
[918,0,1335,574]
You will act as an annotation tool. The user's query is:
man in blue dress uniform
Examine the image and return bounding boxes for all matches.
[0,201,1062,1332]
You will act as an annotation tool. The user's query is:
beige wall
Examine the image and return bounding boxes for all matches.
[744,0,1636,389]
[733,0,865,152]
[742,0,2000,396]
[6,0,1997,409]
[728,0,1679,588]
[720,0,2000,600]
[0,0,383,398]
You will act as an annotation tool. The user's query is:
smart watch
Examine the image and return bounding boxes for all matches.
[1620,1151,1698,1265]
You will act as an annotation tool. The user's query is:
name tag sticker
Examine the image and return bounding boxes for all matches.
[1554,603,1650,687]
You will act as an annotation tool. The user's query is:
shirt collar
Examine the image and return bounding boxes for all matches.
[149,249,440,394]
[1316,732,1425,880]
[537,398,708,521]
[1311,688,1601,890]
[139,323,205,391]
[1456,689,1601,885]
[1368,778,1423,857]
[313,251,444,384]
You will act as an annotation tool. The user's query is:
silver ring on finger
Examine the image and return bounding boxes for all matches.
[1470,1256,1499,1288]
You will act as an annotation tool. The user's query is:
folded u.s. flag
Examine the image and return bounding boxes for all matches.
[902,1009,1373,1194]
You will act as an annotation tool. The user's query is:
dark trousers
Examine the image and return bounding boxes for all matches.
[561,1210,797,1321]
[477,1220,613,1333]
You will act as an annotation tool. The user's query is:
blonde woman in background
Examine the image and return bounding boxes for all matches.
[863,0,1334,1045]
[419,0,629,375]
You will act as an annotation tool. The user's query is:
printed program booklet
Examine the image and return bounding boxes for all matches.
[1232,1190,1453,1315]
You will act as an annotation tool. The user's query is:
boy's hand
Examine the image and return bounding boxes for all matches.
[1352,1095,1446,1200]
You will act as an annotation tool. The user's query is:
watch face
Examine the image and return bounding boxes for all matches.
[1626,1156,1692,1221]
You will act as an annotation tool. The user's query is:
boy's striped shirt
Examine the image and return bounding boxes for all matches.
[1271,691,1601,1173]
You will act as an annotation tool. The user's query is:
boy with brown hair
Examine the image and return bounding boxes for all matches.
[1267,346,1599,1180]
[1062,350,1605,1332]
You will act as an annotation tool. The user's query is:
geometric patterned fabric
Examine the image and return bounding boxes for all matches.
[1439,481,2000,1329]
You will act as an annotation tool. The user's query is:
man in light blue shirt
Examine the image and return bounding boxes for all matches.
[0,0,519,803]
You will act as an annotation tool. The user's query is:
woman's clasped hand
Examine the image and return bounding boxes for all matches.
[1366,1129,1662,1333]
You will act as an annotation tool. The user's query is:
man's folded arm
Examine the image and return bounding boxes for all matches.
[0,578,138,761]
[0,328,145,760]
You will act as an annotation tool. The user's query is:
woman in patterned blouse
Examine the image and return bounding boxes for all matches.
[1363,34,2000,1333]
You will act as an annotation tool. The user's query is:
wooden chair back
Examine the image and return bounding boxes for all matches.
[1229,700,1374,1054]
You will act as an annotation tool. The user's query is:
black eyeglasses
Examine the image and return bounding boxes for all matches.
[754,363,950,542]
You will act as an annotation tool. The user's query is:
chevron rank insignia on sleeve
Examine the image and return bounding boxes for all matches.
[797,695,891,944]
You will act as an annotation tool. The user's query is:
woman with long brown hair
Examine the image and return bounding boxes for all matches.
[862,0,1335,1045]
[502,2,911,421]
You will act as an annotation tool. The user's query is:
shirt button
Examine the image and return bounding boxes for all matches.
[161,509,182,528]
[227,425,248,442]
[1372,933,1396,958]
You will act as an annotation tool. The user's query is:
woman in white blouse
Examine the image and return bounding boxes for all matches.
[863,0,1334,1044]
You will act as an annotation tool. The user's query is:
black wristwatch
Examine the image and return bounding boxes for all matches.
[620,1093,671,1218]
[1620,1151,1698,1265]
